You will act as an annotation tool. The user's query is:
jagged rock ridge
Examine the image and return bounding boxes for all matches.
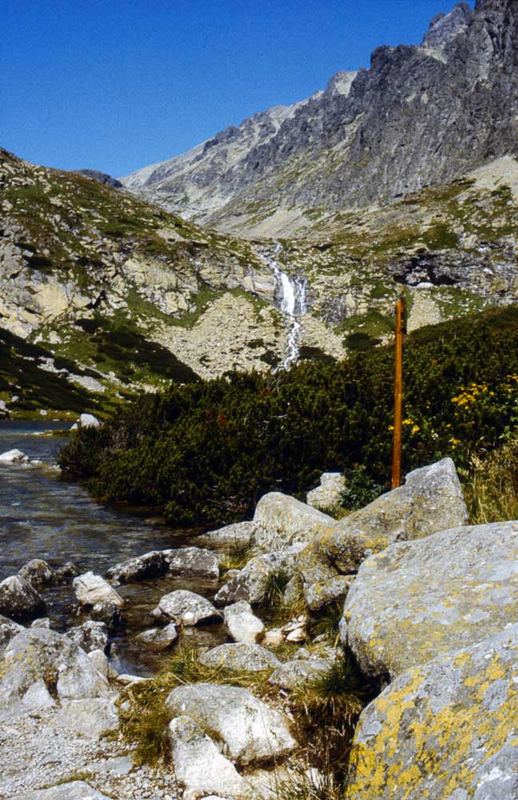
[122,0,518,237]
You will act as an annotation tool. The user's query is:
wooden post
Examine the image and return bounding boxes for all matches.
[391,297,406,488]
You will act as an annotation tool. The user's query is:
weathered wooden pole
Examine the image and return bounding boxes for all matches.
[391,297,406,488]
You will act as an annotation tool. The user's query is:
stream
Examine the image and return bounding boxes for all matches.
[0,420,227,675]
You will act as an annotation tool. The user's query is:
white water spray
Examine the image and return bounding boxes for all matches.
[262,244,307,369]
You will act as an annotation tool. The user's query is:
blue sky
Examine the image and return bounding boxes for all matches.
[0,0,471,177]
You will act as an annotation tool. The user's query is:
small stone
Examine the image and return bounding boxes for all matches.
[152,590,222,626]
[223,601,265,644]
[199,642,280,673]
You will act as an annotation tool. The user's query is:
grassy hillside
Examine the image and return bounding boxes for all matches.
[59,305,518,525]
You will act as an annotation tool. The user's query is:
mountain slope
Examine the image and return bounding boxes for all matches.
[122,0,518,237]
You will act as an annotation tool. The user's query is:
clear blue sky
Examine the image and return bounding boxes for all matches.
[0,0,471,177]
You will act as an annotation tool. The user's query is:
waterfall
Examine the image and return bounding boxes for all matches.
[262,244,307,369]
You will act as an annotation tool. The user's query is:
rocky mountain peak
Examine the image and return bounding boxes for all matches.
[422,3,473,49]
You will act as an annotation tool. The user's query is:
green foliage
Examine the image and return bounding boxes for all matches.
[341,466,385,511]
[59,306,518,526]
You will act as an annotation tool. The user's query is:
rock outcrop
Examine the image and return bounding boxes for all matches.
[253,492,336,552]
[342,520,518,678]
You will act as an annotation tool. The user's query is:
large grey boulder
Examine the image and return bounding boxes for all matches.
[297,458,468,608]
[345,625,518,800]
[152,589,222,626]
[307,472,346,514]
[169,716,247,799]
[0,628,111,720]
[343,521,518,679]
[106,550,168,583]
[166,683,296,765]
[59,697,119,739]
[223,601,265,643]
[198,521,259,550]
[199,642,280,673]
[253,492,336,552]
[164,546,219,580]
[215,546,304,606]
[0,575,46,622]
[73,572,124,624]
[12,782,112,799]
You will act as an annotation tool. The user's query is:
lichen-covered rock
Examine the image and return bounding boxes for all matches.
[65,620,108,653]
[297,458,468,607]
[253,492,336,552]
[215,546,303,606]
[199,642,280,673]
[136,623,178,651]
[164,546,219,580]
[345,625,518,800]
[307,472,346,514]
[152,589,222,626]
[269,657,331,690]
[166,683,296,765]
[0,575,46,622]
[303,574,353,612]
[223,600,265,643]
[169,715,247,800]
[343,521,518,678]
[106,551,168,583]
[0,628,111,720]
[18,559,54,586]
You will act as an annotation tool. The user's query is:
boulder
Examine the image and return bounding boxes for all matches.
[199,642,280,673]
[215,546,303,606]
[304,574,353,612]
[0,575,46,621]
[0,448,30,464]
[87,648,109,678]
[307,472,346,513]
[66,620,109,653]
[136,623,178,651]
[345,625,518,800]
[152,589,222,626]
[169,716,247,800]
[297,458,468,606]
[73,571,123,624]
[223,601,265,644]
[12,782,112,799]
[253,492,336,552]
[198,521,259,550]
[31,617,51,629]
[166,683,296,766]
[0,613,24,657]
[343,521,518,679]
[269,657,331,690]
[0,628,111,720]
[106,550,168,583]
[53,561,80,581]
[165,546,219,580]
[59,697,119,739]
[79,413,100,428]
[18,559,54,586]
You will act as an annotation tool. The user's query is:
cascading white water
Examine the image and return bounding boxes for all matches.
[263,244,307,369]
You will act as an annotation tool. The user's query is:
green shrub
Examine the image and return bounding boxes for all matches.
[59,306,518,526]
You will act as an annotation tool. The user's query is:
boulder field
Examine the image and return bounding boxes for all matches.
[0,457,516,799]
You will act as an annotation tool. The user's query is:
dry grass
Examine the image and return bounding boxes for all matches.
[464,435,518,524]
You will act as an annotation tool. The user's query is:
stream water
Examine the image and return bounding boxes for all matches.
[0,421,227,675]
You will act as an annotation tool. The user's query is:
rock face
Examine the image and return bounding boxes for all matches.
[166,683,296,765]
[122,0,518,237]
[345,625,518,800]
[297,458,467,609]
[199,642,280,673]
[152,589,222,626]
[306,472,346,513]
[343,520,518,679]
[169,716,247,799]
[253,492,336,552]
[0,628,111,720]
[0,576,46,622]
